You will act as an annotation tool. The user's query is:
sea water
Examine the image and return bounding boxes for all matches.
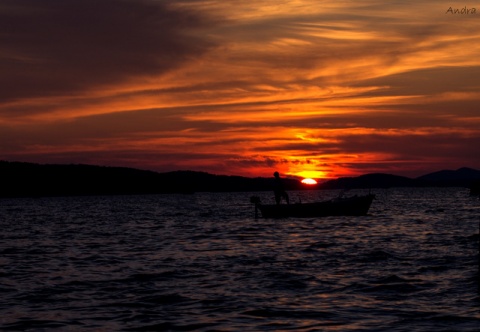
[0,188,479,331]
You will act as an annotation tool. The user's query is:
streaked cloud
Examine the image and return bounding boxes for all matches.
[1,0,479,178]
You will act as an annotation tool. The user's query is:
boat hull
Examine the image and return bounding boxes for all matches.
[257,194,375,218]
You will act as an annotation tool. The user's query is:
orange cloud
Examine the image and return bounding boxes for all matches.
[1,0,480,179]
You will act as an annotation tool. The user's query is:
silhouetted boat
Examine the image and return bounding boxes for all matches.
[251,194,375,218]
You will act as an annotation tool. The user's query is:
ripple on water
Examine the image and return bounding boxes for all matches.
[0,188,479,331]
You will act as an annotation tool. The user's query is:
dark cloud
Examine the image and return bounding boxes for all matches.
[0,0,214,101]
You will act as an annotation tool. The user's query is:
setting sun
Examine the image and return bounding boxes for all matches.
[301,178,318,185]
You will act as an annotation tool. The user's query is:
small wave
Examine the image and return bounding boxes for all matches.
[123,322,217,331]
[374,275,419,284]
[305,241,336,251]
[361,282,423,294]
[2,319,83,330]
[341,275,435,296]
[139,293,192,306]
[394,310,480,331]
[242,308,336,319]
[355,249,404,263]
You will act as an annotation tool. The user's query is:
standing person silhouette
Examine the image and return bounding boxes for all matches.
[273,171,289,205]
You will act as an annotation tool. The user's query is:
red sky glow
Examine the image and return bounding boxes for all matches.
[1,0,479,179]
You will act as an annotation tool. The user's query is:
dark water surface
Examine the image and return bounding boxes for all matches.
[1,188,479,331]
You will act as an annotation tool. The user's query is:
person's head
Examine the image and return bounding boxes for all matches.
[274,171,279,178]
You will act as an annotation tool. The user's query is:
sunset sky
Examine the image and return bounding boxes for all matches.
[1,0,479,179]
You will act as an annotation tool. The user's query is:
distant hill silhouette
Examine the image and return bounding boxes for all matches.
[1,161,479,197]
[416,167,480,187]
[318,173,426,190]
[0,161,303,197]
[319,168,480,190]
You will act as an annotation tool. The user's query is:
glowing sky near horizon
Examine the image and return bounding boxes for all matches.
[1,0,479,179]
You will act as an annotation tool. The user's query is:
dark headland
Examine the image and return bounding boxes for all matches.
[1,161,480,198]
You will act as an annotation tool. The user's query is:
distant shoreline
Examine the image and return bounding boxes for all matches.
[1,161,479,198]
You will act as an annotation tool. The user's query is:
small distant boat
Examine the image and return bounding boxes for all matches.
[470,181,480,196]
[251,194,375,218]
